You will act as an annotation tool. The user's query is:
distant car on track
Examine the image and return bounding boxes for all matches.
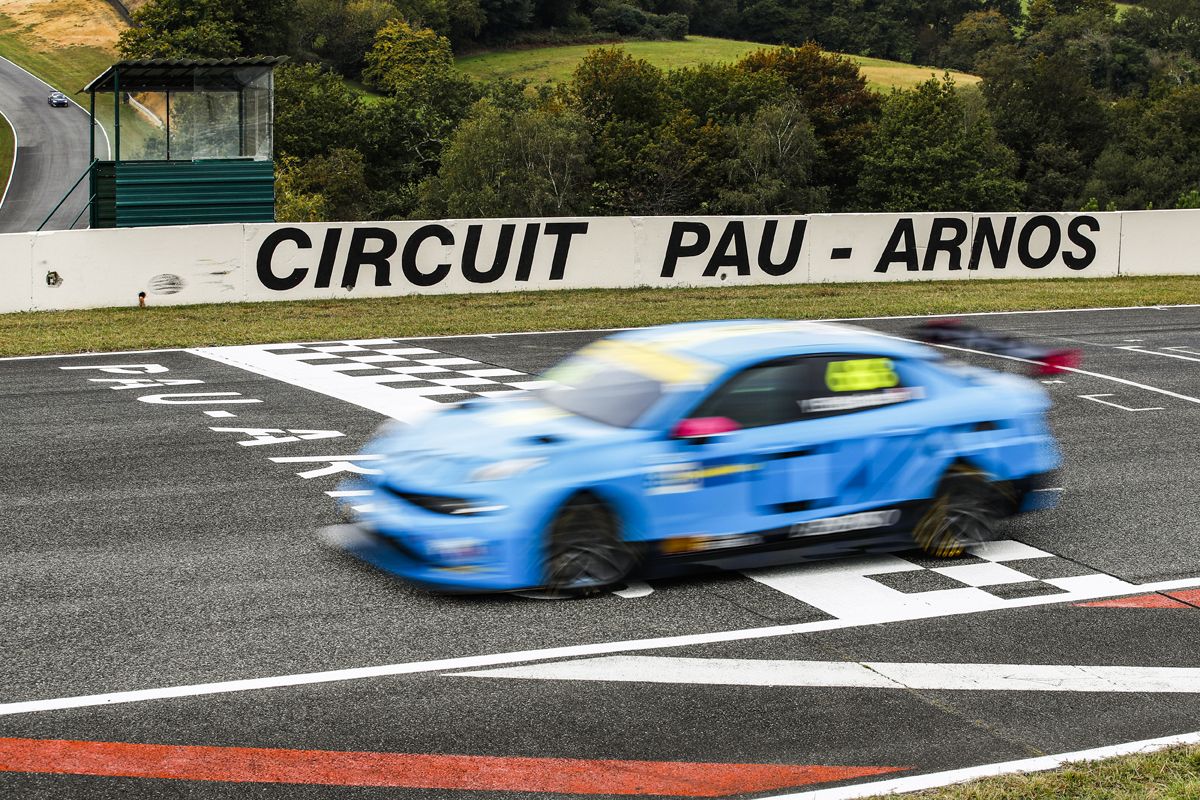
[47,91,69,107]
[323,320,1062,594]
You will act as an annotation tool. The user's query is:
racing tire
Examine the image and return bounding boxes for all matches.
[913,466,1015,557]
[543,495,635,595]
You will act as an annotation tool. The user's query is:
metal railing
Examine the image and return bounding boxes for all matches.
[37,159,96,231]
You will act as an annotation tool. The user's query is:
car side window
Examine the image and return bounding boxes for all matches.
[691,360,810,428]
[796,355,921,418]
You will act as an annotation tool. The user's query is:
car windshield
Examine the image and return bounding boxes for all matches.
[536,355,665,428]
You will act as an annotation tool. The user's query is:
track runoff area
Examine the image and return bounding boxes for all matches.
[3,305,1200,799]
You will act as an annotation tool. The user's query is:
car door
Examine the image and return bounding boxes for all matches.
[776,353,932,534]
[640,359,817,540]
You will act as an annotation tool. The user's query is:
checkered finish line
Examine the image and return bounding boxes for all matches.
[747,540,1138,624]
[874,540,1104,600]
[261,340,552,405]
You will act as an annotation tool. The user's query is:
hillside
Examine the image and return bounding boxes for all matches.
[0,0,120,93]
[456,36,981,92]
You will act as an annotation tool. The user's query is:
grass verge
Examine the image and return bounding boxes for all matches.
[455,35,980,92]
[882,744,1200,799]
[2,275,1196,357]
[0,106,14,199]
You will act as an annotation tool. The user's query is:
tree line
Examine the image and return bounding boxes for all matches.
[120,0,1200,219]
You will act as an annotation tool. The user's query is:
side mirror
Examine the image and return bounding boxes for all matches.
[670,416,741,441]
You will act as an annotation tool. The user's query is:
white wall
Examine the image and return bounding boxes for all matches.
[0,209,1186,314]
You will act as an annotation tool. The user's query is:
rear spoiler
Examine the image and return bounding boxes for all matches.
[912,319,1082,376]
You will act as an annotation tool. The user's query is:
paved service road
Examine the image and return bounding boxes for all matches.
[2,306,1200,798]
[0,56,102,233]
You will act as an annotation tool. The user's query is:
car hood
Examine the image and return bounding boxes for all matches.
[366,395,643,487]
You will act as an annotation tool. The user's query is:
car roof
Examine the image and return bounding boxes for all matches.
[611,319,933,368]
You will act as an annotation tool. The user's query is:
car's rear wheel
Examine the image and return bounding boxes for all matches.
[543,495,635,595]
[913,466,1015,557]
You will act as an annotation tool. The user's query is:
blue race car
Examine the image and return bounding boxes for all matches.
[323,320,1060,594]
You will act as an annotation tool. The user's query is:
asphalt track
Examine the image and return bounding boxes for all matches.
[2,305,1200,798]
[0,56,100,233]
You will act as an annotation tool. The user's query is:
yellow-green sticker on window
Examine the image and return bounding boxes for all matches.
[825,358,899,392]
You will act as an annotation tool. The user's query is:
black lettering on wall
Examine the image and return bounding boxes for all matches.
[922,218,969,270]
[1064,215,1099,270]
[343,228,397,288]
[313,228,342,289]
[514,223,541,282]
[874,219,919,273]
[704,222,751,277]
[543,222,589,281]
[661,221,710,278]
[401,224,454,287]
[969,217,1016,270]
[758,220,806,277]
[1017,215,1060,269]
[257,228,312,291]
[462,224,516,284]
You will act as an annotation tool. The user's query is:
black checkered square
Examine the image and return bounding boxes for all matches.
[866,546,1103,600]
[263,340,549,403]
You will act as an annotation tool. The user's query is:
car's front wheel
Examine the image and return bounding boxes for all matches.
[543,494,635,594]
[913,465,1015,557]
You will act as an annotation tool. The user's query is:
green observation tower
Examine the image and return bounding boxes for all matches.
[66,57,285,229]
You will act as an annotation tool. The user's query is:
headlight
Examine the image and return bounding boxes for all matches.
[469,458,547,482]
[382,486,506,515]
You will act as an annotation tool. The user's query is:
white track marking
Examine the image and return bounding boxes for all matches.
[1079,394,1164,412]
[457,656,1200,693]
[1118,345,1200,363]
[5,573,1200,717]
[762,730,1200,799]
[743,540,1132,623]
[189,345,448,423]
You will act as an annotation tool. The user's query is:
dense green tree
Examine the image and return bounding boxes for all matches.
[666,62,791,124]
[273,64,365,160]
[119,0,293,59]
[979,46,1109,209]
[1083,85,1200,209]
[635,109,730,213]
[420,99,593,217]
[292,0,400,76]
[363,19,454,92]
[738,44,880,209]
[275,148,373,221]
[119,0,240,58]
[479,0,536,36]
[943,10,1014,71]
[856,77,1022,211]
[570,47,671,127]
[715,101,827,213]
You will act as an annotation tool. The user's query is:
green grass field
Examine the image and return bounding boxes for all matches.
[2,275,1196,357]
[874,744,1200,799]
[455,35,980,91]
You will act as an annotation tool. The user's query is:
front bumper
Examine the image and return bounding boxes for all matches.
[319,513,541,593]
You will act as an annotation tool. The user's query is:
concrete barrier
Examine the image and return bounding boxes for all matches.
[0,209,1183,314]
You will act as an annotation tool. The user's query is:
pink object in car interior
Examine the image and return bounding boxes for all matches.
[671,416,742,439]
